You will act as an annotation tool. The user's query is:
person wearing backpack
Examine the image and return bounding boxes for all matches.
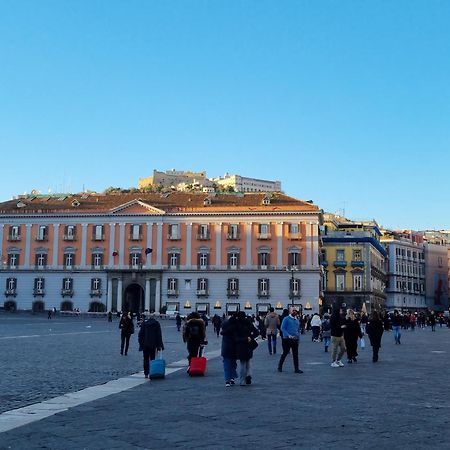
[119,312,134,356]
[183,312,207,368]
[321,313,331,352]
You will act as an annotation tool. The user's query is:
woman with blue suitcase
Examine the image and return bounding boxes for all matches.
[138,314,164,379]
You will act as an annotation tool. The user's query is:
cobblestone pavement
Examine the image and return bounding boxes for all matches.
[1,316,450,449]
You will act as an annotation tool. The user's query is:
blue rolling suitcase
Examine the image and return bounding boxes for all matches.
[149,351,166,379]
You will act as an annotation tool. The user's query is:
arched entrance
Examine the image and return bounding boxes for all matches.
[123,283,145,313]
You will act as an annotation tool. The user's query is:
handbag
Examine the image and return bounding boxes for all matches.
[360,337,366,349]
[250,339,259,350]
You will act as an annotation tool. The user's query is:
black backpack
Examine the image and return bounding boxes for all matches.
[322,319,331,332]
[189,324,200,338]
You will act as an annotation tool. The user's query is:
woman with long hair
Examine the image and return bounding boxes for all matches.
[366,310,384,362]
[344,309,362,363]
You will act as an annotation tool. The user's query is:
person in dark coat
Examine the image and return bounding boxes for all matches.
[183,312,207,368]
[175,313,182,332]
[234,311,259,386]
[138,314,164,378]
[366,310,384,362]
[221,314,238,387]
[119,312,134,355]
[344,309,362,363]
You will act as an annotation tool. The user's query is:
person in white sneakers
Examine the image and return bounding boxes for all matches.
[310,313,322,342]
[330,307,346,368]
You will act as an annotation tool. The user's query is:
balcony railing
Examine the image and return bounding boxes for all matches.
[196,232,211,240]
[61,289,74,297]
[33,289,45,296]
[257,233,271,240]
[167,289,179,297]
[63,235,76,241]
[290,290,301,299]
[35,235,48,242]
[5,289,17,297]
[227,289,239,297]
[351,260,365,267]
[7,235,21,241]
[92,235,105,241]
[258,290,270,298]
[288,233,302,240]
[334,260,347,268]
[129,234,143,241]
[226,233,240,240]
[167,233,181,240]
[90,289,102,298]
[196,289,209,297]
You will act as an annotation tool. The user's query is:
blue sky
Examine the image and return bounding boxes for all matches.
[1,1,449,230]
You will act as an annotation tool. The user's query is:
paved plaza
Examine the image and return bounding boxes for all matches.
[1,314,450,449]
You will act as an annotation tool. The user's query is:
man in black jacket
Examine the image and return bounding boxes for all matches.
[330,307,346,368]
[183,312,207,367]
[138,314,164,378]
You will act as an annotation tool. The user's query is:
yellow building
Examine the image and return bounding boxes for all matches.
[320,214,386,313]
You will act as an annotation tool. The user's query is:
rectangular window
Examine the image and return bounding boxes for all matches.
[258,252,270,269]
[197,278,208,295]
[168,224,180,240]
[336,250,345,261]
[62,278,73,290]
[131,224,141,240]
[93,225,103,241]
[227,224,239,240]
[169,253,179,269]
[92,254,103,268]
[130,253,141,268]
[34,277,45,292]
[6,278,17,291]
[289,223,299,234]
[8,254,19,268]
[91,278,101,290]
[353,249,362,261]
[37,225,48,241]
[198,224,210,240]
[336,274,345,291]
[64,253,75,268]
[290,278,300,296]
[228,253,239,269]
[353,274,363,291]
[288,253,300,267]
[199,253,209,269]
[36,253,47,268]
[258,278,270,295]
[9,225,21,240]
[65,225,76,240]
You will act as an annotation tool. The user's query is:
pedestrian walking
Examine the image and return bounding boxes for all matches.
[175,313,182,332]
[392,310,402,344]
[108,311,113,322]
[264,307,280,355]
[429,312,436,332]
[321,313,331,352]
[278,309,303,374]
[366,310,384,362]
[47,310,52,319]
[234,311,259,385]
[183,312,207,369]
[344,309,362,363]
[212,314,222,337]
[310,313,322,342]
[330,307,346,368]
[119,312,134,355]
[221,313,238,387]
[138,313,164,378]
[360,312,368,334]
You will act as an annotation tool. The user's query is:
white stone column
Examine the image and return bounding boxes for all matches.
[306,222,312,268]
[311,221,319,268]
[108,223,116,267]
[52,224,60,268]
[246,222,252,268]
[80,224,88,268]
[186,223,192,269]
[155,278,161,313]
[24,224,32,268]
[117,278,123,312]
[215,223,222,268]
[107,278,113,312]
[145,223,153,268]
[156,223,163,267]
[119,223,125,268]
[145,278,151,311]
[277,222,283,268]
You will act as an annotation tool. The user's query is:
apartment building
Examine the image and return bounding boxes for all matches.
[212,174,282,193]
[0,192,322,315]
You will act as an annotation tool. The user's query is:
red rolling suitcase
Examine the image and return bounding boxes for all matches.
[189,345,207,376]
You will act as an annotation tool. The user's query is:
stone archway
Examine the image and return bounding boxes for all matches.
[123,283,145,313]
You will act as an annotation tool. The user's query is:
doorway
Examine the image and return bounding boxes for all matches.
[123,283,145,313]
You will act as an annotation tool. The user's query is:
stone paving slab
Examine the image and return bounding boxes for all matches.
[1,324,450,449]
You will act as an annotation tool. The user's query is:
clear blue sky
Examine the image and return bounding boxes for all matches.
[1,1,449,230]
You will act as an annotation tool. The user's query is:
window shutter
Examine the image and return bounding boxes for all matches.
[267,279,270,292]
[34,278,38,289]
[197,253,201,268]
[44,254,48,266]
[175,279,178,290]
[205,279,209,290]
[236,278,239,290]
[197,278,201,290]
[236,254,240,268]
[267,254,271,267]
[129,253,133,266]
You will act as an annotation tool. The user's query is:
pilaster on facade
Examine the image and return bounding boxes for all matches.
[306,222,313,268]
[246,222,252,268]
[145,278,151,310]
[155,278,161,313]
[117,278,123,312]
[107,278,113,311]
[277,222,283,268]
[119,223,125,268]
[52,224,60,267]
[215,222,222,268]
[156,222,163,267]
[108,223,116,267]
[185,223,192,269]
[80,224,88,268]
[145,223,153,268]
[24,224,32,269]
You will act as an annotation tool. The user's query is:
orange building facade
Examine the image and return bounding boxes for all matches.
[0,192,323,315]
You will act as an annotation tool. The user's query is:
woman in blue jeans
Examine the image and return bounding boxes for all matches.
[391,310,402,344]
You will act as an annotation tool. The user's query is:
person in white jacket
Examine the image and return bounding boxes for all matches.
[310,313,322,342]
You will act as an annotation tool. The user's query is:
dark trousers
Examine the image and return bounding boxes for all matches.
[121,332,131,355]
[372,345,380,362]
[143,347,157,376]
[278,338,299,371]
[187,341,202,364]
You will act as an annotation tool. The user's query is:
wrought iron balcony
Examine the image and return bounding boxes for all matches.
[333,260,347,268]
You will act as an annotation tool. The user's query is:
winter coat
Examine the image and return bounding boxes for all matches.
[119,315,134,336]
[221,317,237,359]
[344,318,362,344]
[264,312,280,335]
[330,311,345,337]
[366,319,384,348]
[321,318,331,338]
[234,316,259,361]
[183,318,206,344]
[138,318,164,350]
[311,314,322,328]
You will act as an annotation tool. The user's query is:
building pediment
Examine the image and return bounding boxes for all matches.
[110,199,165,215]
